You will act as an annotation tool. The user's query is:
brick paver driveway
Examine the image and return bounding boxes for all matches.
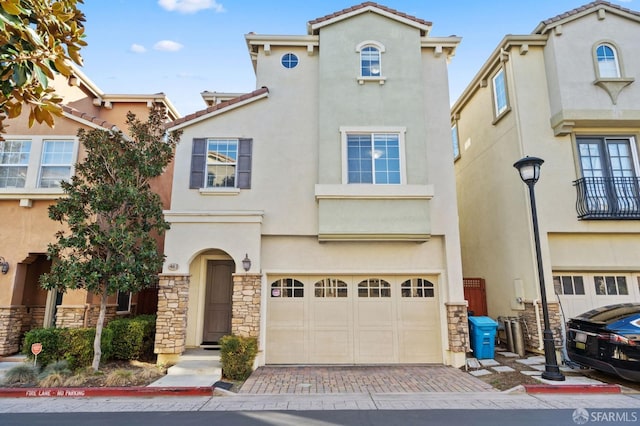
[239,365,496,394]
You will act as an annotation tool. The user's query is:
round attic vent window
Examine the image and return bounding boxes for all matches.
[281,53,299,69]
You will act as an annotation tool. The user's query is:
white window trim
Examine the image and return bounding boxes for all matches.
[38,139,76,189]
[0,135,79,201]
[356,40,386,85]
[340,126,407,185]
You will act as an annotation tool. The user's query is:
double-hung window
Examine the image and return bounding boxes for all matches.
[575,136,640,218]
[39,140,74,188]
[0,140,31,188]
[189,138,253,190]
[346,132,401,184]
[492,68,508,117]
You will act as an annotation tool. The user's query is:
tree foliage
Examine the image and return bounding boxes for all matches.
[40,107,181,370]
[0,0,86,133]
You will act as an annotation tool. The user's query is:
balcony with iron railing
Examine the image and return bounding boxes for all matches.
[573,177,640,219]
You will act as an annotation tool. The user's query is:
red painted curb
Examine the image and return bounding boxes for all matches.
[524,384,621,394]
[0,386,214,398]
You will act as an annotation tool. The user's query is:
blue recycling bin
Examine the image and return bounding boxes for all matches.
[468,316,498,359]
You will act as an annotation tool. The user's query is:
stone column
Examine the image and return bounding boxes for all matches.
[231,273,261,339]
[154,274,190,366]
[0,306,27,356]
[520,301,562,353]
[445,302,470,353]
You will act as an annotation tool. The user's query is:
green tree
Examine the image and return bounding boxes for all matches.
[40,107,181,371]
[0,0,86,133]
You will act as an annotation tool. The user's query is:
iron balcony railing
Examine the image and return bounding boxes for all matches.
[573,177,640,219]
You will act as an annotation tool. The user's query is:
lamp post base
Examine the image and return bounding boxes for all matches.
[541,368,566,381]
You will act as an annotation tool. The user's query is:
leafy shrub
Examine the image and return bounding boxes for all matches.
[219,335,258,381]
[108,315,156,360]
[61,328,114,369]
[2,364,38,386]
[22,328,63,366]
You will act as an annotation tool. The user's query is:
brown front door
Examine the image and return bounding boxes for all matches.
[203,260,234,343]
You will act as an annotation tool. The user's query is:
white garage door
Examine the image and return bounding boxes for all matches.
[554,273,640,320]
[266,275,442,364]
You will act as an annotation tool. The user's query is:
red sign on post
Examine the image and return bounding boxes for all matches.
[31,343,42,356]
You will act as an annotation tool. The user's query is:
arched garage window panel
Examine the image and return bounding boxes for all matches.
[401,278,435,298]
[270,278,304,298]
[357,278,391,298]
[595,43,621,78]
[314,278,348,297]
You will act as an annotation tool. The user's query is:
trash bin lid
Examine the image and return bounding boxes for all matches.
[468,316,498,327]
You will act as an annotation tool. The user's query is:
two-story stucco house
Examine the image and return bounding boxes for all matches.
[0,67,179,355]
[157,2,468,368]
[452,1,640,352]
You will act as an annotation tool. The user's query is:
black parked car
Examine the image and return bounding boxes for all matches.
[566,303,640,382]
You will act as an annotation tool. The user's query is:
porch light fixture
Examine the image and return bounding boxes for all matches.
[513,156,565,381]
[0,257,8,274]
[242,254,251,272]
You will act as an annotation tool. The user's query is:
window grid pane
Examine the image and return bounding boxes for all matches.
[347,133,400,184]
[206,139,237,188]
[314,278,348,297]
[39,140,73,188]
[270,278,304,298]
[0,140,31,188]
[361,46,381,77]
[596,44,620,78]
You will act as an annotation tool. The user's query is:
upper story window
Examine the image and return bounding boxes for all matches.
[574,136,640,219]
[595,43,620,78]
[39,140,74,188]
[281,53,299,69]
[356,41,386,84]
[492,68,508,118]
[0,140,31,188]
[206,139,237,188]
[347,133,400,184]
[189,138,253,191]
[451,124,460,160]
[0,137,76,193]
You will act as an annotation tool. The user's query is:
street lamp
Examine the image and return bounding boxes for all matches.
[513,156,565,381]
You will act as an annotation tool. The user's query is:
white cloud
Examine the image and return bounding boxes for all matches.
[158,0,224,14]
[130,44,147,53]
[153,40,184,52]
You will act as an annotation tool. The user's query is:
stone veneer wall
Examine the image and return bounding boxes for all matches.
[520,301,562,352]
[154,274,189,357]
[27,306,46,330]
[445,302,470,353]
[231,273,261,339]
[55,304,118,329]
[0,306,27,355]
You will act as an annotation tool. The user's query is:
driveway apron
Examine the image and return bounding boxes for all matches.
[239,365,496,394]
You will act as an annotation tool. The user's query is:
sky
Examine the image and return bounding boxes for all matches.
[77,0,637,116]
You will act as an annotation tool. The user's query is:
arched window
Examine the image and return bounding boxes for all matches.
[361,46,381,77]
[401,278,435,298]
[314,278,348,297]
[357,278,391,298]
[356,41,385,79]
[270,278,304,298]
[595,43,620,78]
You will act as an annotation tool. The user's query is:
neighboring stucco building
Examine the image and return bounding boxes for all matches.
[452,1,640,352]
[0,67,179,355]
[158,2,468,367]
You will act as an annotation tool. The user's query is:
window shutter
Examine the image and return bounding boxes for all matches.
[189,138,206,189]
[237,138,253,189]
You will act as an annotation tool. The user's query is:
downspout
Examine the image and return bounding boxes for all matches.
[533,299,543,351]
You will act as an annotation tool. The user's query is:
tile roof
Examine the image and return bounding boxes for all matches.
[308,2,431,29]
[168,87,269,128]
[61,105,118,130]
[540,0,640,26]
